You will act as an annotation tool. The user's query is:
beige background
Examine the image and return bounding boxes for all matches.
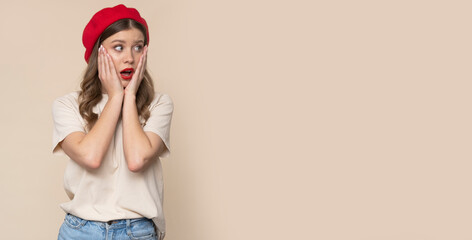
[0,0,471,239]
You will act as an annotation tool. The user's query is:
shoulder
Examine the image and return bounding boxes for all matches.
[52,91,80,112]
[149,92,174,110]
[53,91,80,105]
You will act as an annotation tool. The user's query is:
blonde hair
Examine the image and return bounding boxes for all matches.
[78,19,154,131]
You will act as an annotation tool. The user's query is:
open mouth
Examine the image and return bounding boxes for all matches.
[120,68,134,80]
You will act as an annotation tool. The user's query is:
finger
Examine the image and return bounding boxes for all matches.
[141,46,148,79]
[103,48,111,77]
[136,55,144,81]
[102,47,118,80]
[106,53,118,78]
[98,46,104,81]
[125,52,144,93]
[132,52,144,83]
[137,46,147,80]
[128,56,141,89]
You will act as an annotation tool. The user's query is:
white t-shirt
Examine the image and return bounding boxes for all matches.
[52,91,173,236]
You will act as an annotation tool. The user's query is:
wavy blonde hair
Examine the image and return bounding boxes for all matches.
[79,19,155,131]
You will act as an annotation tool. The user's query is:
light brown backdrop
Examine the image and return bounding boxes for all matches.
[1,0,471,239]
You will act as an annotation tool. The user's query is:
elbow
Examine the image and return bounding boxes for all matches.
[81,153,103,170]
[86,158,102,170]
[127,160,144,173]
[126,155,149,173]
[128,165,142,173]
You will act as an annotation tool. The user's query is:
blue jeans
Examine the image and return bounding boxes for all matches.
[58,213,159,240]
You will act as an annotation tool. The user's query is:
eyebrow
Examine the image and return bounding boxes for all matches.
[110,39,145,44]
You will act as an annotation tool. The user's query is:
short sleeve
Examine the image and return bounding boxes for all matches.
[52,93,86,155]
[143,93,174,158]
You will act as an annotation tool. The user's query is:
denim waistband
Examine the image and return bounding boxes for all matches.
[66,213,152,230]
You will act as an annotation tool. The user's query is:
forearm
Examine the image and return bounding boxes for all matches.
[74,94,123,168]
[122,94,155,172]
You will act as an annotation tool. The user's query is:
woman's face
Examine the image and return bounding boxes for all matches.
[101,28,145,88]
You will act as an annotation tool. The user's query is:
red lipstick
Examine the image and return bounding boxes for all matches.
[120,68,134,80]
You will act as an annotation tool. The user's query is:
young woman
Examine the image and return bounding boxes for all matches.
[52,4,173,240]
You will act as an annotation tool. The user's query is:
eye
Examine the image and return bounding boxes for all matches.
[114,45,123,51]
[134,45,143,52]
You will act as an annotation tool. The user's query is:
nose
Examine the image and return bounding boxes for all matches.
[123,49,135,64]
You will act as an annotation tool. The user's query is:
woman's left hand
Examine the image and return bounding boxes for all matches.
[124,45,148,96]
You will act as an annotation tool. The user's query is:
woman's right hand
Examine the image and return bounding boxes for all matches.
[98,45,124,98]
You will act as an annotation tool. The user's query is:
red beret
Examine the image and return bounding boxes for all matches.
[82,4,149,63]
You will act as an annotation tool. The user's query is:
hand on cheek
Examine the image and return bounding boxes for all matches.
[98,45,124,97]
[125,46,148,97]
